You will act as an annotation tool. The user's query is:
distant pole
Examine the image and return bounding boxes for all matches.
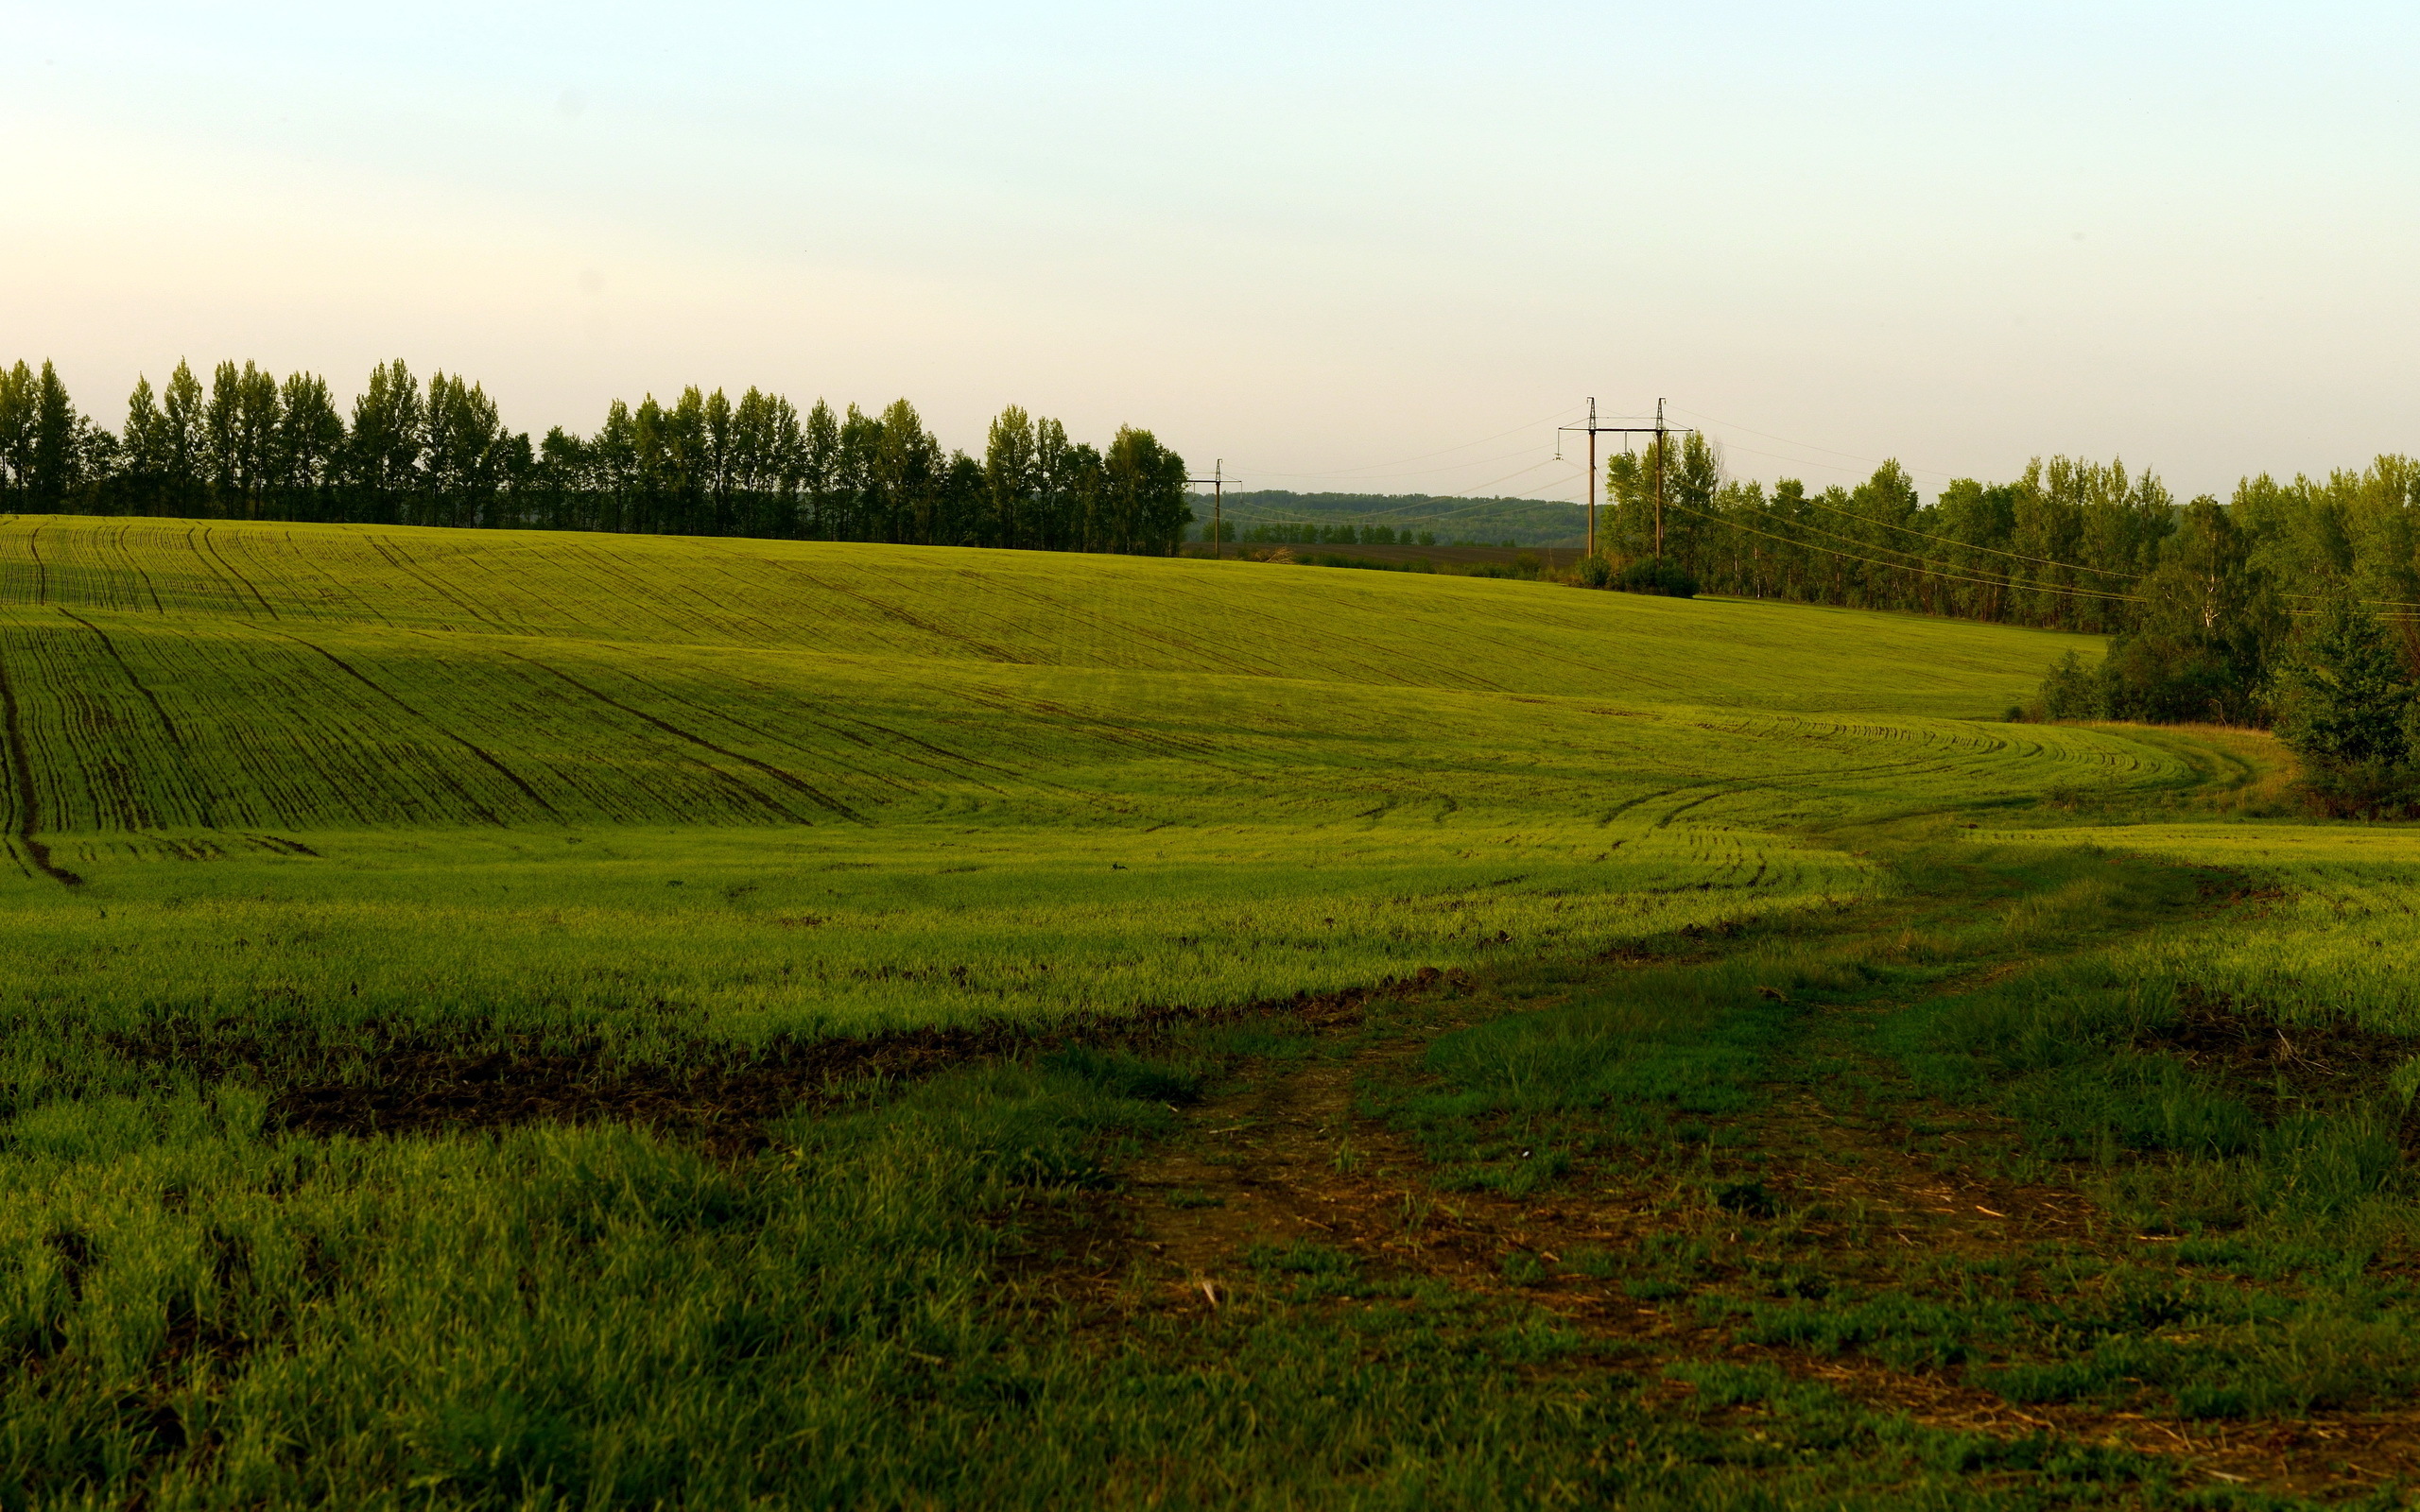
[1653,397,1668,561]
[1185,461,1236,558]
[1585,398,1598,558]
[1560,400,1691,567]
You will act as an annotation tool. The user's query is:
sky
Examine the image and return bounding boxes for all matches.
[7,1,2416,503]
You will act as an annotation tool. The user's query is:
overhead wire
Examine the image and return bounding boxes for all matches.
[1622,416,2141,581]
[1653,493,2147,605]
[1765,487,2142,582]
[1224,443,1550,483]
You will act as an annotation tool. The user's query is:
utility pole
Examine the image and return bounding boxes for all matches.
[1653,398,1667,560]
[1560,400,1692,560]
[1185,460,1236,558]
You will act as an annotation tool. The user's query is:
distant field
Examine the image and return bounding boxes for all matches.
[0,516,2145,1057]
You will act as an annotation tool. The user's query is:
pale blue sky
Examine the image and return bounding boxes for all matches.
[9,2,2415,500]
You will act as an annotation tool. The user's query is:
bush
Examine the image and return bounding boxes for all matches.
[2100,634,2261,724]
[2266,596,2420,814]
[1579,554,1613,589]
[1615,558,1698,598]
[2298,759,2420,820]
[2038,652,2100,720]
[2276,596,2414,768]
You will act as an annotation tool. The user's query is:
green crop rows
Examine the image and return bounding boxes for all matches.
[0,516,2151,1054]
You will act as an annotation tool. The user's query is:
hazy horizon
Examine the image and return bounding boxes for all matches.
[9,2,2414,503]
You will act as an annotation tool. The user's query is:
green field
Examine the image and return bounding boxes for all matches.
[0,517,2144,1055]
[9,516,2420,1507]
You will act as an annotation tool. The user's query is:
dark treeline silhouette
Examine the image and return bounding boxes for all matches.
[0,359,1193,554]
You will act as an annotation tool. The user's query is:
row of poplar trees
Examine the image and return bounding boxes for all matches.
[0,358,1194,554]
[1606,438,2420,636]
[1604,438,2420,725]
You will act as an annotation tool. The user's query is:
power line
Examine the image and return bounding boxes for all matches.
[1560,398,1689,558]
[1767,488,2143,582]
[1193,459,1579,525]
[1655,493,2146,605]
[1219,443,1549,483]
[1625,405,2144,583]
[1184,459,1237,558]
[1204,480,1586,539]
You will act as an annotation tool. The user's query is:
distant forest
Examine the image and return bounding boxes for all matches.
[1195,491,1587,549]
[1605,436,2420,728]
[1604,436,2420,632]
[0,359,1193,554]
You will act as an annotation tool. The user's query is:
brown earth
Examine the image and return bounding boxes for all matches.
[1057,962,2420,1503]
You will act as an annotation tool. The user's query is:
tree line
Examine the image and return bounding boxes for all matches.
[0,358,1193,553]
[1601,438,2420,730]
[1223,522,1445,547]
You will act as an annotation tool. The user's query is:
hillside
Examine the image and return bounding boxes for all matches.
[0,514,2151,1041]
[1191,489,1588,546]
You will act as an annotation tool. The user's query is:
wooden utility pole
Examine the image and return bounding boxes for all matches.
[1185,460,1236,558]
[1653,397,1667,560]
[1560,400,1689,560]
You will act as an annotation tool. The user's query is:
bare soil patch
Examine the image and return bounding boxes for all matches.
[2140,984,2420,1135]
[107,973,1441,1152]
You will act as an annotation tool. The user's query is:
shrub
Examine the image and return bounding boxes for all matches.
[1615,558,1698,598]
[2038,652,2100,720]
[2275,596,2414,768]
[2298,759,2420,820]
[1578,553,1613,589]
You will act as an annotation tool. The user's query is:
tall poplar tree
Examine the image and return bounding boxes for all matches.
[347,361,424,524]
[985,405,1039,549]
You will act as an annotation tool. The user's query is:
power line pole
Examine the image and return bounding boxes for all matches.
[1654,397,1667,561]
[1186,460,1236,558]
[1560,400,1692,560]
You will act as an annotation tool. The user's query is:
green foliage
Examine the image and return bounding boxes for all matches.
[1615,557,1698,597]
[1210,490,1586,548]
[2275,595,2415,768]
[2038,651,2100,719]
[0,517,2159,1104]
[1,356,1186,553]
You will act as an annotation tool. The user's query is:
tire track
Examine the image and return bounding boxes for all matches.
[267,631,560,823]
[180,525,257,618]
[57,609,185,750]
[0,631,82,885]
[358,533,510,631]
[199,527,280,618]
[493,648,871,824]
[114,524,164,613]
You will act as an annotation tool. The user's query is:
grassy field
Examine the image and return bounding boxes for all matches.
[0,516,2146,1059]
[8,515,2420,1507]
